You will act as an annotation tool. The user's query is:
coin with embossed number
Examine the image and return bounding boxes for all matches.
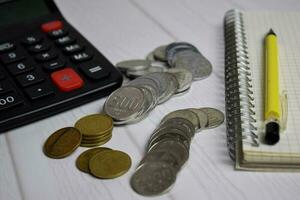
[104,86,145,121]
[199,107,224,129]
[44,127,82,159]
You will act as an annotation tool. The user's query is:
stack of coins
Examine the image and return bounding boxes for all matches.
[75,114,113,147]
[76,147,131,179]
[131,107,224,196]
[103,70,195,124]
[116,42,212,80]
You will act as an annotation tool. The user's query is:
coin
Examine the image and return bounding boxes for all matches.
[153,45,167,62]
[115,59,150,72]
[199,107,224,129]
[44,127,82,159]
[104,86,145,121]
[159,117,195,138]
[131,161,176,196]
[76,147,112,173]
[75,114,113,137]
[188,108,209,131]
[161,109,200,131]
[80,135,112,147]
[140,150,181,172]
[174,50,212,80]
[89,150,131,179]
[148,139,189,168]
[167,68,193,93]
[166,42,199,66]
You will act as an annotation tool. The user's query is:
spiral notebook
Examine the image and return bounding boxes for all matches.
[224,9,300,171]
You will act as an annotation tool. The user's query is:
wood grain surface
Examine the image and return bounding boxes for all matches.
[1,0,300,200]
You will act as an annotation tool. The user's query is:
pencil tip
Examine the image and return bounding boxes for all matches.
[268,29,276,36]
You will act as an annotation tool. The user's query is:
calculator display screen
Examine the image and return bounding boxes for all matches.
[0,0,56,27]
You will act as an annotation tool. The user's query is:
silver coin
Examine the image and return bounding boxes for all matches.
[166,42,199,66]
[134,87,156,120]
[161,109,200,131]
[147,139,189,168]
[128,77,160,104]
[116,59,150,72]
[146,51,156,61]
[150,60,169,68]
[148,127,190,150]
[139,150,181,172]
[159,117,195,138]
[126,69,149,79]
[174,50,212,80]
[104,86,145,121]
[153,45,167,62]
[199,107,224,129]
[188,108,209,132]
[146,73,178,104]
[167,68,193,92]
[131,161,176,196]
[173,87,191,97]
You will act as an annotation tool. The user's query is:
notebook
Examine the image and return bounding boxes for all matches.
[224,9,300,171]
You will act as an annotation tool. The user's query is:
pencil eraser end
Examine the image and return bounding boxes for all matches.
[265,122,280,145]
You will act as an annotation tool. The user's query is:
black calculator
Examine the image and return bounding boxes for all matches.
[0,0,123,132]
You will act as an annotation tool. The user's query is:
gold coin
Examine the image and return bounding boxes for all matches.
[89,150,131,179]
[81,132,112,142]
[76,147,112,173]
[75,114,113,137]
[80,135,112,147]
[44,127,82,159]
[81,130,112,140]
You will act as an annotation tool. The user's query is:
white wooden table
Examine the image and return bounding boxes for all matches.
[2,1,300,200]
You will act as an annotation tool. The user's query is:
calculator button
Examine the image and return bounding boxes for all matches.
[6,60,35,75]
[48,29,68,38]
[21,35,42,46]
[79,64,110,80]
[16,71,44,87]
[71,52,92,63]
[0,42,15,53]
[0,51,25,64]
[63,44,83,54]
[28,43,50,54]
[43,59,65,71]
[0,92,23,111]
[55,36,75,46]
[41,20,63,33]
[0,80,14,94]
[35,51,58,62]
[25,82,54,100]
[51,68,84,92]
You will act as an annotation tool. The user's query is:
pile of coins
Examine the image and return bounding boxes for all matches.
[116,42,212,80]
[75,114,113,147]
[43,114,132,179]
[76,147,131,179]
[104,42,213,125]
[103,71,192,124]
[130,107,224,196]
[43,114,114,159]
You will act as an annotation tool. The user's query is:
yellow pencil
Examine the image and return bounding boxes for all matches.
[264,29,281,145]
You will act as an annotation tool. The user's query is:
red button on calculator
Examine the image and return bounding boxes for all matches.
[41,20,63,33]
[51,68,83,92]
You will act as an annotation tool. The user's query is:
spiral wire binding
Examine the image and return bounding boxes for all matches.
[224,10,259,161]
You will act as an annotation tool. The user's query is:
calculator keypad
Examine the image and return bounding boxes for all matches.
[0,19,122,132]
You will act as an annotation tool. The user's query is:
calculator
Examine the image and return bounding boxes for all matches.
[0,0,123,132]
